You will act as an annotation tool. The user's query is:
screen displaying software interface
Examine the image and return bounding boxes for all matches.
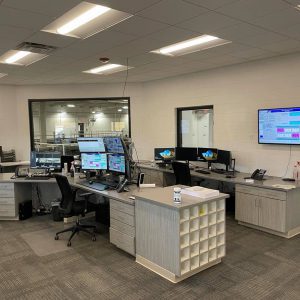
[77,138,106,152]
[81,153,107,170]
[259,108,300,144]
[108,154,125,173]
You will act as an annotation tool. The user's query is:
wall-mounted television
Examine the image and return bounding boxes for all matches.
[258,107,300,145]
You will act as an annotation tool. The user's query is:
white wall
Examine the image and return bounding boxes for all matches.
[138,52,300,176]
[1,52,300,177]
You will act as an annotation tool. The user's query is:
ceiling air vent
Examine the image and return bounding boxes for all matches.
[15,42,57,54]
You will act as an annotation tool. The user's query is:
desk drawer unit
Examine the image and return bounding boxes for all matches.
[0,183,14,198]
[236,184,286,200]
[0,197,15,205]
[0,204,16,217]
[109,199,135,256]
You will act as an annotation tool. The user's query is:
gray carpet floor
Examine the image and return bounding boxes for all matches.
[0,215,299,300]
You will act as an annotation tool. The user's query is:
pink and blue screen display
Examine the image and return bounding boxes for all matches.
[259,108,300,144]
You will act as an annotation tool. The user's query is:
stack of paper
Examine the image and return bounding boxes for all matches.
[181,186,219,198]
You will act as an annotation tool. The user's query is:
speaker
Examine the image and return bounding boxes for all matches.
[19,200,32,220]
[137,172,145,187]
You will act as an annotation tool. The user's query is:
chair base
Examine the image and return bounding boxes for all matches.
[55,218,96,247]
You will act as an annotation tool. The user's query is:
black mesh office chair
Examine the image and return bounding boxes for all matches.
[172,161,192,186]
[54,174,96,246]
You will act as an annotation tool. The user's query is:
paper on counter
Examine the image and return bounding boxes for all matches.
[181,186,219,198]
[272,184,296,190]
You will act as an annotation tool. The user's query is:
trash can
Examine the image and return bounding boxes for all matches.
[52,201,63,222]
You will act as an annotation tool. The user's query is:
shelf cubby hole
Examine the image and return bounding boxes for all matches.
[209,237,216,250]
[191,243,199,257]
[191,256,199,270]
[208,224,217,238]
[217,199,225,211]
[217,223,225,235]
[200,227,208,241]
[190,206,199,219]
[200,215,208,228]
[199,204,208,216]
[208,249,217,262]
[190,218,199,232]
[190,231,199,245]
[200,240,208,254]
[181,247,190,262]
[181,260,190,275]
[217,245,225,258]
[180,208,190,222]
[208,213,217,225]
[180,234,190,249]
[217,211,225,223]
[200,252,208,266]
[180,221,189,236]
[217,234,225,247]
[208,202,217,214]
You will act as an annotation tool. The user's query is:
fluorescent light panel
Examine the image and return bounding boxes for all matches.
[42,2,132,39]
[0,50,48,66]
[83,64,133,75]
[151,34,231,57]
[0,73,7,79]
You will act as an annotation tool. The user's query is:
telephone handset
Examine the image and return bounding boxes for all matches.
[15,166,29,178]
[116,178,128,193]
[250,169,266,180]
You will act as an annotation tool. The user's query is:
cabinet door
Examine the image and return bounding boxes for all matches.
[235,192,259,225]
[258,197,286,232]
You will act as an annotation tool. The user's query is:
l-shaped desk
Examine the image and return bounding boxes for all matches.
[139,163,300,238]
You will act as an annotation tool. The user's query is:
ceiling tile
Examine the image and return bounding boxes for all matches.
[137,0,208,25]
[177,11,239,34]
[216,0,289,22]
[182,0,239,10]
[258,39,300,53]
[2,0,81,17]
[0,6,54,30]
[26,32,76,48]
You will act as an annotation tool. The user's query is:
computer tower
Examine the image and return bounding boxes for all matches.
[19,200,32,220]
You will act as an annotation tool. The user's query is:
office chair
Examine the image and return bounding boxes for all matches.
[54,174,96,247]
[172,161,192,186]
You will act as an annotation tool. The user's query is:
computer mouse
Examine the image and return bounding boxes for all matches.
[89,180,93,185]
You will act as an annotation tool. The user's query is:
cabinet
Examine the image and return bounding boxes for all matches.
[0,183,17,219]
[109,199,135,256]
[139,167,175,187]
[235,184,287,234]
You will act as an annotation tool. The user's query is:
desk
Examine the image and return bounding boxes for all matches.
[0,173,137,255]
[0,161,30,172]
[139,164,300,238]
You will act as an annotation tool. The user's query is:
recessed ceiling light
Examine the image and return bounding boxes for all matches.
[83,64,133,75]
[42,2,132,39]
[67,104,75,108]
[151,34,231,57]
[0,73,8,79]
[118,109,122,112]
[122,106,128,109]
[92,111,96,114]
[296,4,300,10]
[0,50,48,66]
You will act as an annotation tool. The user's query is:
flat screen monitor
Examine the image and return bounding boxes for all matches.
[81,153,107,170]
[104,137,124,153]
[61,155,74,172]
[175,147,197,161]
[258,107,300,145]
[154,148,175,161]
[77,137,106,152]
[198,148,218,161]
[215,150,231,166]
[108,154,126,174]
[30,151,61,170]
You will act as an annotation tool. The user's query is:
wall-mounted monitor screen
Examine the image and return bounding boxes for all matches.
[154,148,175,161]
[104,137,124,153]
[81,153,107,170]
[108,154,126,174]
[197,148,218,161]
[77,137,106,152]
[258,107,300,145]
[30,151,61,170]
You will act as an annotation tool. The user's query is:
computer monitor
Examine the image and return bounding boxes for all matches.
[104,137,124,153]
[215,150,231,166]
[154,148,175,161]
[175,147,198,161]
[30,151,61,170]
[81,153,107,170]
[197,148,218,161]
[108,154,126,174]
[60,155,74,172]
[77,137,106,152]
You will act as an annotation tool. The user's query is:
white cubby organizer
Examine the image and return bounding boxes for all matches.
[179,199,226,276]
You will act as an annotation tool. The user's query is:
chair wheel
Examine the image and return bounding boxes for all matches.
[92,236,96,242]
[55,235,59,240]
[67,241,71,247]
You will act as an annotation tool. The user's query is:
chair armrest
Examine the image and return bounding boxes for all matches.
[78,192,93,199]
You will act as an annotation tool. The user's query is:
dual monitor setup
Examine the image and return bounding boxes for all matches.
[154,147,232,172]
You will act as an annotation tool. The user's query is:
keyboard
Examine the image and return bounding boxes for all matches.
[211,169,226,174]
[79,181,108,191]
[25,176,51,180]
[195,170,211,174]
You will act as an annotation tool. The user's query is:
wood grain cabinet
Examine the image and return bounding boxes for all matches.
[235,184,299,237]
